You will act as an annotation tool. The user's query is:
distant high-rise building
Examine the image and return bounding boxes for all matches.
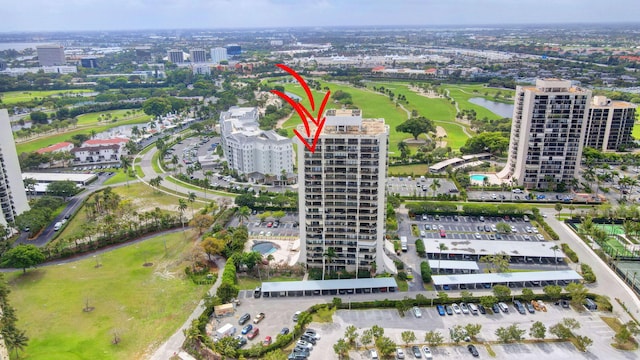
[80,58,98,68]
[226,45,241,56]
[167,49,184,64]
[0,109,30,227]
[189,48,207,63]
[210,47,227,64]
[297,109,394,275]
[134,47,152,61]
[584,96,636,152]
[36,44,65,66]
[498,79,592,190]
[0,60,6,71]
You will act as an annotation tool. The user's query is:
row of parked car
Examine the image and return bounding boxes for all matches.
[288,329,320,360]
[431,300,549,316]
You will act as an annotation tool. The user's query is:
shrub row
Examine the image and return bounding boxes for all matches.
[561,243,579,263]
[415,239,426,257]
[581,263,597,283]
[536,216,559,240]
[420,261,432,283]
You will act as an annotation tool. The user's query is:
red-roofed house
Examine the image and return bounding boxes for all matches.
[36,142,74,154]
[426,68,437,75]
[372,66,385,72]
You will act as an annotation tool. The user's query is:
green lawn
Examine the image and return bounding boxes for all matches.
[76,109,148,126]
[633,121,640,140]
[6,231,210,360]
[16,115,151,154]
[0,89,93,105]
[101,171,130,186]
[388,164,430,176]
[237,274,303,290]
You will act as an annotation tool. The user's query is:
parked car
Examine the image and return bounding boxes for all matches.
[263,336,272,346]
[412,345,422,358]
[413,306,422,318]
[279,327,290,336]
[492,303,500,314]
[468,344,479,357]
[477,304,486,314]
[304,328,320,340]
[526,302,536,314]
[293,311,302,322]
[247,327,260,340]
[370,349,379,360]
[235,336,247,348]
[460,303,470,314]
[253,312,265,323]
[300,334,316,345]
[239,313,251,325]
[296,340,313,349]
[241,324,253,335]
[445,305,453,315]
[436,305,446,316]
[498,302,509,313]
[452,304,462,314]
[422,346,433,359]
[396,348,405,359]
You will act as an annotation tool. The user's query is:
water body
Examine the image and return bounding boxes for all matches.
[468,97,514,118]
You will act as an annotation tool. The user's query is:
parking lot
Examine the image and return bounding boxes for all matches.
[386,176,459,197]
[414,214,547,242]
[232,293,627,360]
[241,212,300,239]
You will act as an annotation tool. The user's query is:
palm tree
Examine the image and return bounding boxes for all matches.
[120,156,132,187]
[438,243,448,274]
[238,206,251,225]
[322,247,337,280]
[397,141,409,160]
[177,199,188,229]
[187,191,197,217]
[550,245,560,270]
[430,179,441,198]
[171,154,179,174]
[131,125,141,139]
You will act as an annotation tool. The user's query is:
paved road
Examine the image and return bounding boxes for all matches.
[149,255,226,360]
[539,207,640,323]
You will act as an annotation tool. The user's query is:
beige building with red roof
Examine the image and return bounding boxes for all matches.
[36,142,74,154]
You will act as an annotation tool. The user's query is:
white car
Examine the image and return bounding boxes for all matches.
[475,232,481,239]
[370,349,379,359]
[422,346,433,359]
[510,225,517,232]
[460,303,470,314]
[452,304,462,314]
[412,306,422,318]
[296,340,313,349]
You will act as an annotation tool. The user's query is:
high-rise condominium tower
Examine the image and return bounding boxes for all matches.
[297,109,394,276]
[498,79,592,190]
[0,109,30,227]
[584,96,636,152]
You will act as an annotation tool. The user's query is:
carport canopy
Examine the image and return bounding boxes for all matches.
[432,270,582,286]
[428,259,480,271]
[261,277,398,294]
[425,239,560,258]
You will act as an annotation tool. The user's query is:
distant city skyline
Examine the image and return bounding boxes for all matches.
[1,0,640,32]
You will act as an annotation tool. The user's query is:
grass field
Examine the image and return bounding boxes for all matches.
[16,114,151,154]
[388,164,430,176]
[6,230,210,360]
[633,121,640,140]
[0,89,93,105]
[442,85,512,120]
[76,109,148,126]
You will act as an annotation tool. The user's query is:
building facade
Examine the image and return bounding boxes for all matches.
[584,96,636,152]
[36,44,65,66]
[210,47,227,64]
[0,109,30,227]
[189,48,207,63]
[167,49,184,64]
[297,109,394,276]
[498,79,592,190]
[220,107,293,178]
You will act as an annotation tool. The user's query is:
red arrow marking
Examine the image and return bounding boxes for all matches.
[271,64,331,153]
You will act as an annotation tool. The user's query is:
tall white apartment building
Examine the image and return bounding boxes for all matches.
[0,109,30,227]
[167,49,184,64]
[189,48,207,63]
[584,96,636,152]
[219,107,293,177]
[36,44,65,66]
[498,79,592,189]
[297,109,395,275]
[210,47,227,64]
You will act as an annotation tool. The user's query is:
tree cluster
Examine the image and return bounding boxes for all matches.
[0,274,29,356]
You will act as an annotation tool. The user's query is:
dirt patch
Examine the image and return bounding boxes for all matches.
[143,262,153,267]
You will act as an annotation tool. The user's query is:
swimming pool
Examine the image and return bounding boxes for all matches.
[252,242,277,255]
[470,174,488,182]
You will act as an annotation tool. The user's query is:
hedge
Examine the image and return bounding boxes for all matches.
[420,261,432,283]
[415,239,426,257]
[561,243,579,263]
[581,263,597,283]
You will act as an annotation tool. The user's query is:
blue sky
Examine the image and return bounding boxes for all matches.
[1,0,639,32]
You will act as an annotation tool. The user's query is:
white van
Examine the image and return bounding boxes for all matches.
[53,222,63,231]
[468,303,479,315]
[512,189,523,194]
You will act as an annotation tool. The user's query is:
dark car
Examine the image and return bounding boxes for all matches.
[467,344,479,357]
[561,300,570,308]
[477,304,486,314]
[241,324,253,335]
[239,313,251,325]
[491,303,500,314]
[412,346,422,358]
[526,303,536,314]
[279,327,290,336]
[300,335,316,345]
[235,336,247,348]
[445,305,453,315]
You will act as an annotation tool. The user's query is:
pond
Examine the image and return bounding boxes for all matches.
[468,97,514,118]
